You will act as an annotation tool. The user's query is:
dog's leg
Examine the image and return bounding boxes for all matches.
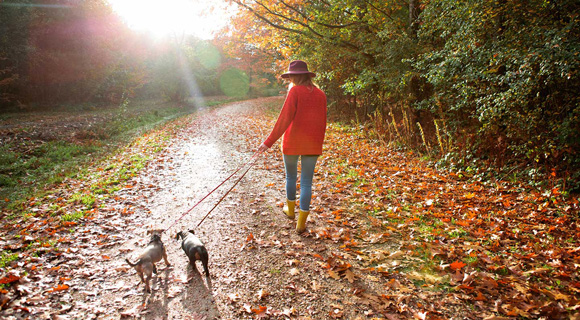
[162,249,171,266]
[137,270,145,284]
[152,264,158,274]
[202,260,210,277]
[144,271,152,293]
[189,258,198,272]
[201,251,210,277]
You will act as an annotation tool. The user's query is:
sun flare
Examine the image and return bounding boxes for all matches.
[108,0,232,39]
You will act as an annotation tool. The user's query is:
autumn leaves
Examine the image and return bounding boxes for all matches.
[306,122,580,318]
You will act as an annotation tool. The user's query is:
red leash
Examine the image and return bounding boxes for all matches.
[195,153,260,228]
[162,151,262,233]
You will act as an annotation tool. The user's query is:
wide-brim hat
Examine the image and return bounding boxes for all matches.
[281,60,316,78]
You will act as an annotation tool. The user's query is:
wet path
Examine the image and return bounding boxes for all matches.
[48,97,379,319]
[74,98,285,319]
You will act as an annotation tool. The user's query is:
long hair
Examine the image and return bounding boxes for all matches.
[288,74,316,91]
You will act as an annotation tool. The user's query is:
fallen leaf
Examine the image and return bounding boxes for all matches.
[227,293,240,303]
[329,306,344,318]
[257,289,269,300]
[344,269,355,283]
[252,305,268,316]
[289,268,300,276]
[328,270,341,280]
[280,307,296,316]
[450,260,466,271]
[474,291,486,301]
[48,284,69,292]
[0,274,21,284]
[120,304,146,317]
[242,304,252,314]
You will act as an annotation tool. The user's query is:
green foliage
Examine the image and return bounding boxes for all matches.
[68,193,96,208]
[61,211,84,222]
[0,251,19,269]
[219,68,250,97]
[233,0,580,191]
[147,38,224,102]
[414,0,580,188]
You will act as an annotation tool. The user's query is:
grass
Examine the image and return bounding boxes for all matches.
[61,211,84,222]
[68,193,97,208]
[0,251,19,269]
[0,97,238,210]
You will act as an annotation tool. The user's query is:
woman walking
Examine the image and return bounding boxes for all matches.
[258,60,327,234]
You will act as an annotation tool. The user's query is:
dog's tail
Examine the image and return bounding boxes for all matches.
[125,258,138,267]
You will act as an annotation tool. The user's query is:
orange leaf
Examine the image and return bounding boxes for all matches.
[312,253,324,260]
[251,306,267,315]
[456,220,471,227]
[48,284,69,292]
[450,260,466,271]
[246,233,254,242]
[0,274,20,284]
[474,291,486,301]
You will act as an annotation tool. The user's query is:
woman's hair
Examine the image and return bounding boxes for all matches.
[289,74,316,88]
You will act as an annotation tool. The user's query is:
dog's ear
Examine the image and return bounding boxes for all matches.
[188,229,195,235]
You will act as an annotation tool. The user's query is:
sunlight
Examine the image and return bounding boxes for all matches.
[108,0,232,39]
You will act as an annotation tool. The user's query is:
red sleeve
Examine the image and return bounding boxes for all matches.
[263,88,298,148]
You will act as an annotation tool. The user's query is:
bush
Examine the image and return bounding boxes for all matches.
[414,0,580,182]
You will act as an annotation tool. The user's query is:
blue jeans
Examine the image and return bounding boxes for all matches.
[283,155,319,211]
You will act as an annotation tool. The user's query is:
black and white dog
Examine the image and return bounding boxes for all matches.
[175,230,210,277]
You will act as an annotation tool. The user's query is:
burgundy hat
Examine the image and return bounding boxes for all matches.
[281,60,316,78]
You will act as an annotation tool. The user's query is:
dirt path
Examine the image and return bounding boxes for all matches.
[2,98,373,319]
[80,98,387,319]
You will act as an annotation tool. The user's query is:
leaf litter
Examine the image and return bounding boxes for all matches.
[0,97,578,319]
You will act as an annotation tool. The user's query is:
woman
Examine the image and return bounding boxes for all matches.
[258,60,327,234]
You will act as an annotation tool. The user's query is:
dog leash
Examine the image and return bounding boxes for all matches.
[195,152,261,228]
[162,150,262,233]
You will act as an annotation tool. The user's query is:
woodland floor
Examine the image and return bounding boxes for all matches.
[0,97,579,320]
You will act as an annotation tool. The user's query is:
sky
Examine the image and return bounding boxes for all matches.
[107,0,235,39]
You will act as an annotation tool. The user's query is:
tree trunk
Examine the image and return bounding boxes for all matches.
[409,0,421,38]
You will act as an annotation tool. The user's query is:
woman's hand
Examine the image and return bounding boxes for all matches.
[258,143,269,153]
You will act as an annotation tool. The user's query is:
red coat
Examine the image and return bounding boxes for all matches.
[264,85,327,155]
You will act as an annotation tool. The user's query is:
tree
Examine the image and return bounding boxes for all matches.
[147,36,224,103]
[415,0,580,184]
[0,0,149,108]
[0,1,37,108]
[228,0,420,110]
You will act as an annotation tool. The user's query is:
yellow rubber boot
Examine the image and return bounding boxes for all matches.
[283,200,296,219]
[296,210,309,234]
